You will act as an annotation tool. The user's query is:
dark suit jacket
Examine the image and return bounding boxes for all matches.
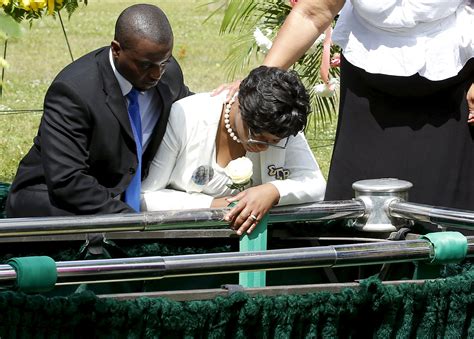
[6,47,192,217]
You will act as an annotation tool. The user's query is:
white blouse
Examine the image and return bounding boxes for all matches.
[141,93,326,211]
[202,148,237,198]
[332,0,474,80]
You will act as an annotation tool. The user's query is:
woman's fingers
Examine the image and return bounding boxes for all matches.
[224,201,246,223]
[468,112,474,125]
[231,207,264,235]
[210,83,229,96]
[224,191,248,223]
[229,207,250,228]
[225,202,261,235]
[225,185,279,234]
[210,80,241,100]
[226,190,246,204]
[235,213,260,235]
[238,213,261,235]
[467,83,474,124]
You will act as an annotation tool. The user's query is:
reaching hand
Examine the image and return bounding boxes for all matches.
[211,196,233,208]
[224,184,280,235]
[467,83,474,125]
[210,80,241,102]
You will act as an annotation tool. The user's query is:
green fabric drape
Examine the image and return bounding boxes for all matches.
[0,182,9,218]
[415,232,468,279]
[421,231,468,264]
[1,269,473,338]
[7,256,57,293]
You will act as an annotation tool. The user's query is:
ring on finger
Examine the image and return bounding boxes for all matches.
[249,214,258,222]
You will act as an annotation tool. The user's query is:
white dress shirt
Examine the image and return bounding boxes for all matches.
[332,0,474,80]
[109,50,160,150]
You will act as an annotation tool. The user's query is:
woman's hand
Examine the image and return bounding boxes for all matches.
[211,196,232,208]
[210,80,241,102]
[224,184,280,235]
[467,83,474,125]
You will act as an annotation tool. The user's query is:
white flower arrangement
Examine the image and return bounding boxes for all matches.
[313,77,339,97]
[224,156,253,191]
[254,26,324,55]
[253,27,273,53]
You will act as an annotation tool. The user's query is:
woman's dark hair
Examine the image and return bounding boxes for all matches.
[238,66,310,138]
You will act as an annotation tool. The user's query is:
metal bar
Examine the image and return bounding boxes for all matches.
[333,240,432,266]
[266,200,365,223]
[389,201,474,230]
[2,236,472,287]
[0,229,237,244]
[99,279,429,302]
[285,237,392,243]
[0,200,364,238]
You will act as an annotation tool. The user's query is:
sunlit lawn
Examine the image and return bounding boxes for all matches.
[0,0,335,182]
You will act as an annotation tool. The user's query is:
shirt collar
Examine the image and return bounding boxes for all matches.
[109,49,133,96]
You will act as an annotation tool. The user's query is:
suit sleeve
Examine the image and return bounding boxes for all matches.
[165,56,194,100]
[268,132,326,205]
[41,81,134,214]
[141,103,214,211]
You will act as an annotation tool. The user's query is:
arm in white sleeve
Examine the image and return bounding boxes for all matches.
[141,104,216,211]
[141,110,180,195]
[141,189,214,211]
[269,132,326,205]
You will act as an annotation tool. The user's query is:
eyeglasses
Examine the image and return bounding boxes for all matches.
[246,128,289,149]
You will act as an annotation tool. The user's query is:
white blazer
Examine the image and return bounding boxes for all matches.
[141,93,326,211]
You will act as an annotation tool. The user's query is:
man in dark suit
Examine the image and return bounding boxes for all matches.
[6,4,192,217]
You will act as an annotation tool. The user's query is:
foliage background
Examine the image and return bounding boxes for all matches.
[212,0,340,123]
[0,0,336,182]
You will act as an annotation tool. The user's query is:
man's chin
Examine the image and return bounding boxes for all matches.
[140,81,159,90]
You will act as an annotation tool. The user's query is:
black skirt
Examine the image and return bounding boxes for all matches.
[325,55,474,210]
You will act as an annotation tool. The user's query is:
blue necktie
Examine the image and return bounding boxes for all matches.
[125,88,142,212]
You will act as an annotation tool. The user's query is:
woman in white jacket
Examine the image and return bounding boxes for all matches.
[141,66,326,235]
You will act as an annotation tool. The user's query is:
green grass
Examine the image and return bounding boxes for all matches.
[0,0,335,182]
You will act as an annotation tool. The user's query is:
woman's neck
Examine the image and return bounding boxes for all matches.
[215,103,246,168]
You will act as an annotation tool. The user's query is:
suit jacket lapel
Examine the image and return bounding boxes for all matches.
[96,47,135,142]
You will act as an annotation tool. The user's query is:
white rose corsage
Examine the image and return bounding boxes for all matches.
[224,156,253,192]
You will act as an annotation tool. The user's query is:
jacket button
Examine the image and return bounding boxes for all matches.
[129,167,136,174]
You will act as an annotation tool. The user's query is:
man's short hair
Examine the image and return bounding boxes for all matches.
[114,4,173,50]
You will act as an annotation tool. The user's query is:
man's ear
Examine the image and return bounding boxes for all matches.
[111,40,121,58]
